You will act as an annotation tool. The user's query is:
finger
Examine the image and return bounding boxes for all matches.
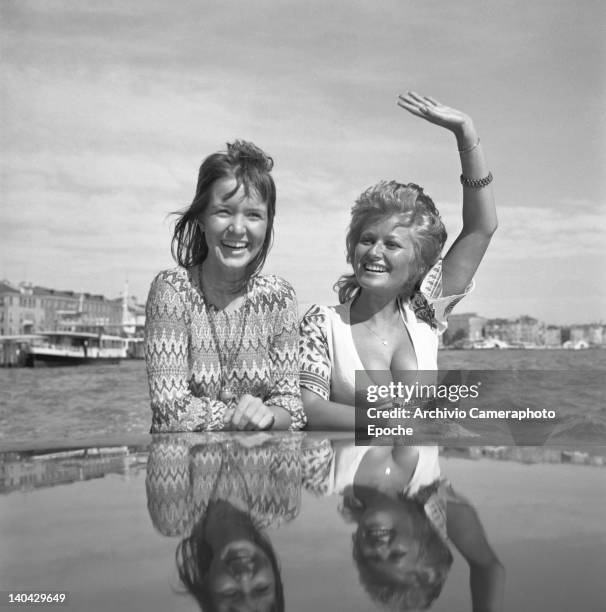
[397,98,428,117]
[407,91,427,104]
[230,395,253,429]
[398,93,432,114]
[223,406,236,426]
[257,411,275,431]
[244,401,269,430]
[423,95,440,106]
[398,93,423,108]
[233,396,266,430]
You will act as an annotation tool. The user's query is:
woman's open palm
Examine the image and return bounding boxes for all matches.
[397,91,471,133]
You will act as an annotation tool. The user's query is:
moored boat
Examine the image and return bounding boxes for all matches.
[25,332,127,367]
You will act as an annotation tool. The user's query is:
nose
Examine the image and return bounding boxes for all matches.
[375,543,391,562]
[229,213,246,235]
[367,241,384,258]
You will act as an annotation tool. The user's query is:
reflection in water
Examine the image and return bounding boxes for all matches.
[306,441,504,611]
[146,433,306,611]
[145,434,504,611]
[176,501,283,612]
[344,490,452,610]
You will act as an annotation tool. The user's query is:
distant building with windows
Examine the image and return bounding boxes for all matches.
[0,280,141,336]
[443,312,487,345]
[483,315,544,346]
[543,325,562,347]
[570,324,604,346]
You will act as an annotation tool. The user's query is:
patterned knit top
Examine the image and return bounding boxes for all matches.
[146,434,306,536]
[144,267,306,433]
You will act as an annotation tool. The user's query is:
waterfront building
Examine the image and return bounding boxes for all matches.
[570,324,605,347]
[0,280,141,336]
[483,318,511,343]
[484,315,543,346]
[0,281,24,336]
[543,325,563,347]
[444,312,487,345]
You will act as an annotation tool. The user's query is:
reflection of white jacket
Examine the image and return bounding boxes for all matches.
[326,444,440,497]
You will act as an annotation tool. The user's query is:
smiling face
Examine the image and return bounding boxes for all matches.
[208,540,277,612]
[199,176,269,279]
[353,215,417,298]
[357,504,421,583]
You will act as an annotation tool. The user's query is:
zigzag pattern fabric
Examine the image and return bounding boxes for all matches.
[145,267,306,432]
[146,434,305,535]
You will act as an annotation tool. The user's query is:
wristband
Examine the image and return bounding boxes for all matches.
[458,137,481,154]
[460,171,493,189]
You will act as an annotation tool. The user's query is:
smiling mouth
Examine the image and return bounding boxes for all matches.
[364,528,394,543]
[222,240,248,250]
[363,263,388,273]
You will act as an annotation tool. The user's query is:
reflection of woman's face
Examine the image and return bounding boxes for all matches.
[357,504,421,583]
[208,540,277,612]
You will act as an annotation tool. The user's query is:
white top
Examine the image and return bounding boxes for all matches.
[299,261,473,404]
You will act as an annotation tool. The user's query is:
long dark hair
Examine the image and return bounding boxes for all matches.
[175,501,285,612]
[171,140,276,281]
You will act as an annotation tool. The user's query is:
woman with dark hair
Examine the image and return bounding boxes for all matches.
[146,434,303,612]
[145,141,306,432]
[176,501,285,612]
[300,92,498,428]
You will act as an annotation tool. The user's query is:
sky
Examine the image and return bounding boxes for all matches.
[1,0,605,324]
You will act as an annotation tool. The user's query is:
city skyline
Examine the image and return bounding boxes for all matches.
[2,0,605,325]
[1,276,603,330]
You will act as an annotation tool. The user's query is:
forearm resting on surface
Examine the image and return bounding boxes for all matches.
[301,389,355,430]
[267,403,293,430]
[150,395,227,433]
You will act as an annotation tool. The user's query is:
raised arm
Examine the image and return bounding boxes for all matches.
[397,92,497,296]
[144,272,228,432]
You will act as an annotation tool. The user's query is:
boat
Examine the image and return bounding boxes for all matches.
[25,332,128,367]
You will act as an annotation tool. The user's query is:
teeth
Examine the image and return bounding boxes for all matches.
[365,264,387,272]
[223,241,247,248]
[368,528,391,536]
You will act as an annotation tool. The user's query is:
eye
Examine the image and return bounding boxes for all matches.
[253,585,272,596]
[217,589,240,599]
[385,240,401,249]
[359,235,373,245]
[247,210,265,220]
[215,208,232,217]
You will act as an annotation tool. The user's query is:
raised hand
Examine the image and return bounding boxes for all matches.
[397,91,476,145]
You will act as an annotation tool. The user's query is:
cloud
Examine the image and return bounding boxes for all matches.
[471,202,605,260]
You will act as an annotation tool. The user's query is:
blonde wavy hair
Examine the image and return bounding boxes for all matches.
[335,181,447,303]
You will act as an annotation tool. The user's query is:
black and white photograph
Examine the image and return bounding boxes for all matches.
[1,1,605,610]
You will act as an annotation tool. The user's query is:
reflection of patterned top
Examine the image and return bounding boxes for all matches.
[145,434,305,536]
[145,267,306,433]
[299,261,473,404]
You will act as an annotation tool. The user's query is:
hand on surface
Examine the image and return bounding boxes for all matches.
[226,394,275,431]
